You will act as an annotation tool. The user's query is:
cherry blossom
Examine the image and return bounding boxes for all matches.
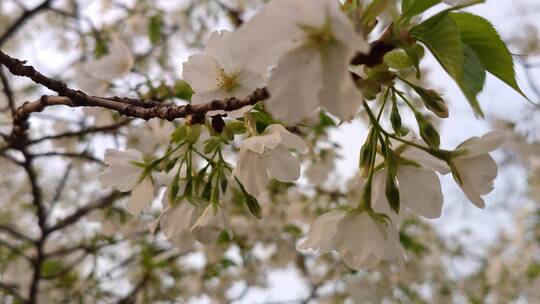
[236,0,369,123]
[75,36,134,95]
[234,124,306,197]
[450,131,508,208]
[182,30,266,105]
[99,149,155,217]
[191,205,233,244]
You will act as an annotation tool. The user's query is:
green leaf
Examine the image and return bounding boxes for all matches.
[401,0,440,19]
[412,14,485,116]
[412,14,463,88]
[148,14,163,44]
[461,44,486,113]
[174,80,193,101]
[234,177,262,219]
[41,260,65,277]
[450,12,527,99]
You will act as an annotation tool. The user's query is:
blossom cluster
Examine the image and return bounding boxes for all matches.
[96,0,510,270]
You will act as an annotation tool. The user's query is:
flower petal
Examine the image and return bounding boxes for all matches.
[319,43,363,121]
[233,149,270,197]
[268,145,301,182]
[264,124,306,152]
[182,54,221,94]
[297,210,346,253]
[266,47,323,124]
[242,131,281,154]
[397,166,444,219]
[125,178,154,217]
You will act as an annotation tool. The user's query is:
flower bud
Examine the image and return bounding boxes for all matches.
[385,175,400,214]
[211,115,225,134]
[415,113,440,148]
[359,140,373,177]
[383,49,414,70]
[390,101,409,136]
[416,88,449,118]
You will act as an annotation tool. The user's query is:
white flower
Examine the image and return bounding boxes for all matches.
[128,118,175,155]
[159,200,199,252]
[450,131,508,208]
[299,174,405,269]
[99,149,155,217]
[75,36,133,95]
[297,209,346,253]
[233,124,306,197]
[182,30,266,105]
[334,211,404,269]
[236,0,369,123]
[298,209,404,269]
[88,36,134,80]
[376,142,451,219]
[191,205,233,244]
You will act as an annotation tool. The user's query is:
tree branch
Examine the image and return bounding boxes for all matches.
[0,0,55,47]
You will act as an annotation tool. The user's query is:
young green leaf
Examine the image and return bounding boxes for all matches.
[401,0,440,20]
[412,14,485,116]
[450,12,527,100]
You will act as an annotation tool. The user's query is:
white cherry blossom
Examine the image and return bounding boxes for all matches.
[75,36,133,95]
[99,149,155,217]
[299,175,405,269]
[298,208,404,269]
[451,131,508,208]
[159,199,199,252]
[182,30,266,105]
[191,205,233,244]
[234,124,306,197]
[333,210,405,269]
[236,0,369,123]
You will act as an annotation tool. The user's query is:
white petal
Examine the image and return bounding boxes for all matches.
[268,146,301,182]
[400,144,450,174]
[266,47,323,124]
[74,65,108,96]
[297,210,346,253]
[456,154,498,195]
[205,30,237,72]
[191,206,232,244]
[182,54,221,93]
[90,36,134,80]
[233,149,270,197]
[233,1,309,71]
[160,202,197,239]
[242,131,281,154]
[334,212,404,269]
[397,166,443,219]
[462,184,486,208]
[319,43,363,121]
[99,149,143,192]
[326,0,370,52]
[458,131,508,157]
[265,124,306,152]
[191,89,232,104]
[125,178,154,217]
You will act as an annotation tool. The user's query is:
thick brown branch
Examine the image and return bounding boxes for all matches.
[0,49,269,121]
